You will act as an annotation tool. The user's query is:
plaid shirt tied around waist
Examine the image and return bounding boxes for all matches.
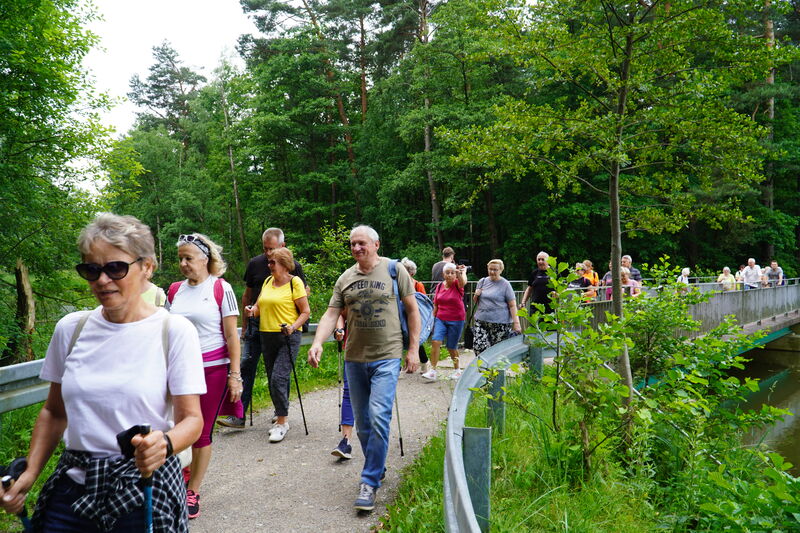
[32,449,187,532]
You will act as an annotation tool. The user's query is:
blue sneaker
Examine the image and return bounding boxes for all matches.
[354,482,377,511]
[331,438,352,460]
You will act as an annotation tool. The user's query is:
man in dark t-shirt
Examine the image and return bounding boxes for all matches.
[431,246,455,282]
[218,227,308,428]
[520,251,552,314]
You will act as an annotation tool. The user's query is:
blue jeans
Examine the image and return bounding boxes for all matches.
[345,358,401,488]
[240,316,264,413]
[341,371,354,427]
[40,476,146,532]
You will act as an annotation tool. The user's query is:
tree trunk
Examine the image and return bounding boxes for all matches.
[763,0,775,260]
[300,0,361,219]
[484,188,499,257]
[219,82,250,266]
[1,259,35,365]
[611,32,635,406]
[419,0,444,250]
[359,14,368,122]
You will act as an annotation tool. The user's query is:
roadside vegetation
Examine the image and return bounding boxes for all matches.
[382,259,800,532]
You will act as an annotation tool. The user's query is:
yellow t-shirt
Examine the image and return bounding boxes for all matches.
[257,276,307,332]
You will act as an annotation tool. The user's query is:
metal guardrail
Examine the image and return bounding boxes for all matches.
[444,334,532,533]
[0,323,332,416]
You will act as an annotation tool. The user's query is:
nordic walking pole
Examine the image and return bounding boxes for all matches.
[337,338,343,432]
[394,392,405,457]
[282,324,309,435]
[1,457,33,532]
[116,424,154,533]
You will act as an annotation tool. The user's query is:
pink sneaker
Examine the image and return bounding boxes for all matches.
[186,489,200,519]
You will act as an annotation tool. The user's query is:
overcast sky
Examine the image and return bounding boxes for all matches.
[83,0,259,136]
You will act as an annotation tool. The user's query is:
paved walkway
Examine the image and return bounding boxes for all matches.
[188,353,472,532]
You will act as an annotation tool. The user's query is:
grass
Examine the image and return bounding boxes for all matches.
[378,371,655,533]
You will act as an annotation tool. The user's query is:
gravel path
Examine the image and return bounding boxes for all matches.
[187,353,472,533]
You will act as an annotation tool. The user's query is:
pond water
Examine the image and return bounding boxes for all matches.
[733,353,800,476]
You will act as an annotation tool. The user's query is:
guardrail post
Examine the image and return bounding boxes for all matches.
[487,370,505,435]
[527,344,543,377]
[463,426,491,532]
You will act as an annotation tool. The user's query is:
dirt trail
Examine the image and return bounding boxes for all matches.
[188,354,472,533]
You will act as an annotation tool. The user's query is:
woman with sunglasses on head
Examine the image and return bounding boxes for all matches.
[245,247,310,443]
[0,213,205,532]
[165,233,242,519]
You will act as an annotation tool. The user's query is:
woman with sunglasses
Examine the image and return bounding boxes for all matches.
[0,213,205,532]
[166,233,242,519]
[245,247,310,443]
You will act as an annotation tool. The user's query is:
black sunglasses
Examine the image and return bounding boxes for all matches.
[75,257,143,282]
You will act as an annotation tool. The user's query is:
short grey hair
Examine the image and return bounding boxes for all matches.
[442,262,457,273]
[178,233,227,277]
[78,213,158,270]
[620,267,631,276]
[622,254,633,262]
[723,266,731,273]
[350,225,379,243]
[401,257,417,273]
[262,227,285,244]
[536,251,549,260]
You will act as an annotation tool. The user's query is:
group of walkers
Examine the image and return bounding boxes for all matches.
[0,215,428,531]
[1,210,792,532]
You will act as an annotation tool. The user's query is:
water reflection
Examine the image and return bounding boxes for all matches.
[734,353,800,476]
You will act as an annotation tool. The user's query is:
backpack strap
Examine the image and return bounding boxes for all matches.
[213,278,224,310]
[67,311,92,355]
[167,281,184,304]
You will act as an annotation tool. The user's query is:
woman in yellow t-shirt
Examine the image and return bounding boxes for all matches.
[246,247,310,443]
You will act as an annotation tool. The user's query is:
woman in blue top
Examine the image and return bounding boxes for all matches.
[472,259,521,356]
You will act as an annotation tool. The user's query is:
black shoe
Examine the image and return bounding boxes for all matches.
[331,438,352,460]
[354,482,377,511]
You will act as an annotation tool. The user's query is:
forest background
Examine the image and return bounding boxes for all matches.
[3,0,800,364]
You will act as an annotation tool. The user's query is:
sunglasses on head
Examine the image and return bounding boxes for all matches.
[75,257,143,282]
[177,234,210,257]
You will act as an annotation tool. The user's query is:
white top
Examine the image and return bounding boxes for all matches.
[40,307,206,458]
[742,265,762,287]
[165,275,239,353]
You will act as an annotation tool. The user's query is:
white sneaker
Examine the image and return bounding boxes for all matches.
[269,422,289,442]
[421,369,437,381]
[450,369,463,381]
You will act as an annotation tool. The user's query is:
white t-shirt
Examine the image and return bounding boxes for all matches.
[40,307,205,458]
[165,275,239,353]
[742,265,762,287]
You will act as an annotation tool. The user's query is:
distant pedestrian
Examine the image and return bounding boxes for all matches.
[741,258,762,290]
[717,267,736,291]
[567,262,594,300]
[431,246,455,282]
[621,255,643,282]
[520,251,552,313]
[762,260,784,287]
[423,262,468,381]
[735,264,746,289]
[676,268,690,285]
[473,259,522,355]
[606,267,641,299]
[582,259,600,287]
[401,257,429,368]
[308,225,420,512]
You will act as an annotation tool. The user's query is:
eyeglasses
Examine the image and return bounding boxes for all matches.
[177,234,210,257]
[75,258,143,282]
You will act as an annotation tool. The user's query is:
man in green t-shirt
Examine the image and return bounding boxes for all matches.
[309,225,420,512]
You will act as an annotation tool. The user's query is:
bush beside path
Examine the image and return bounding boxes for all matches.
[188,354,471,532]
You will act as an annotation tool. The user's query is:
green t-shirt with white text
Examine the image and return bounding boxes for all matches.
[329,257,414,363]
